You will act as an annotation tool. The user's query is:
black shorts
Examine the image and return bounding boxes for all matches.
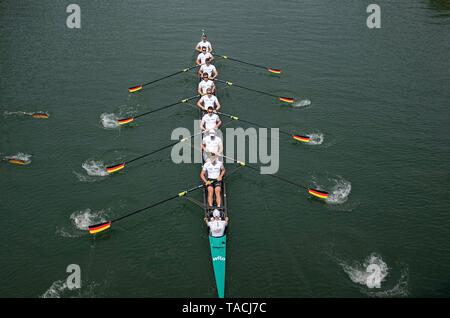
[207,179,222,188]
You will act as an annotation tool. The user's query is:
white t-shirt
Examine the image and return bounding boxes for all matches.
[201,113,220,130]
[199,94,219,109]
[197,52,213,65]
[202,160,223,179]
[203,135,222,154]
[202,113,220,129]
[198,80,215,95]
[199,64,217,77]
[208,219,226,237]
[196,40,212,52]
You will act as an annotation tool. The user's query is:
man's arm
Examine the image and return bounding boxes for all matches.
[214,98,221,111]
[211,67,218,80]
[217,166,225,181]
[196,98,205,110]
[200,169,208,184]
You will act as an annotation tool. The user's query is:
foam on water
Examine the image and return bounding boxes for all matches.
[4,152,33,164]
[326,178,352,205]
[81,160,108,176]
[100,113,120,129]
[3,110,49,117]
[70,208,107,230]
[340,253,388,288]
[292,99,311,108]
[307,132,324,145]
[40,280,68,298]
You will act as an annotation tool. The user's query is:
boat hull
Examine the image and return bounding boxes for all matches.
[209,234,227,298]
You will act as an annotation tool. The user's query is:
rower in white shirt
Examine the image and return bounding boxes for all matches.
[200,156,225,208]
[204,209,228,238]
[201,106,221,132]
[197,72,216,95]
[197,88,221,111]
[198,58,218,80]
[196,46,214,66]
[201,129,223,162]
[195,34,213,53]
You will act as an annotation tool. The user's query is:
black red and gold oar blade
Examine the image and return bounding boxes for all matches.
[117,117,134,125]
[279,96,295,103]
[106,163,125,174]
[268,68,282,74]
[128,85,143,93]
[31,112,49,119]
[7,159,29,165]
[292,135,310,143]
[88,221,112,235]
[308,188,329,200]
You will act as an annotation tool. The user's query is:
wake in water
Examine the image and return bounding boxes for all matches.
[310,174,351,205]
[338,253,409,297]
[307,132,324,145]
[40,280,68,298]
[100,113,120,129]
[71,208,108,231]
[3,153,32,165]
[3,110,49,118]
[292,99,311,108]
[81,160,108,176]
[326,178,352,205]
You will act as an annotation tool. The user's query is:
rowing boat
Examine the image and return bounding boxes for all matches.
[199,107,228,299]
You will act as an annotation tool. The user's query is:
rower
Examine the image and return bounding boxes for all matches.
[201,129,223,162]
[195,34,213,53]
[200,156,225,208]
[196,46,214,66]
[201,106,221,133]
[197,87,221,111]
[197,72,216,96]
[198,57,218,80]
[204,209,228,238]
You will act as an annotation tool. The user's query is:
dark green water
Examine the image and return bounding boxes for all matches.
[1,0,449,297]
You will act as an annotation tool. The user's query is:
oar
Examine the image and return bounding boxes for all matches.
[215,54,282,74]
[215,79,295,103]
[216,111,311,143]
[219,153,329,200]
[88,182,210,235]
[128,64,200,93]
[116,95,200,125]
[105,129,206,174]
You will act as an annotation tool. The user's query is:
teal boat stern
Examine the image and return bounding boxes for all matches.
[209,234,227,298]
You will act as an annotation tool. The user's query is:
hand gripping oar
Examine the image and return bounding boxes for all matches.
[219,154,329,200]
[215,54,282,74]
[128,64,200,93]
[87,182,211,235]
[216,111,311,143]
[116,95,200,125]
[215,79,295,103]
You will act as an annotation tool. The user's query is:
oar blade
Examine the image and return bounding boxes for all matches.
[308,188,329,200]
[268,68,282,74]
[31,112,49,119]
[106,163,125,174]
[128,85,143,93]
[7,159,29,165]
[88,221,112,235]
[117,117,134,125]
[279,97,295,103]
[292,135,310,143]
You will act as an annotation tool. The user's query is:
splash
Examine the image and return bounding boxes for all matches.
[292,99,311,108]
[100,113,120,129]
[307,132,324,145]
[70,208,108,230]
[4,153,32,165]
[326,178,352,205]
[367,267,409,298]
[340,253,388,289]
[81,160,108,176]
[40,280,69,298]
